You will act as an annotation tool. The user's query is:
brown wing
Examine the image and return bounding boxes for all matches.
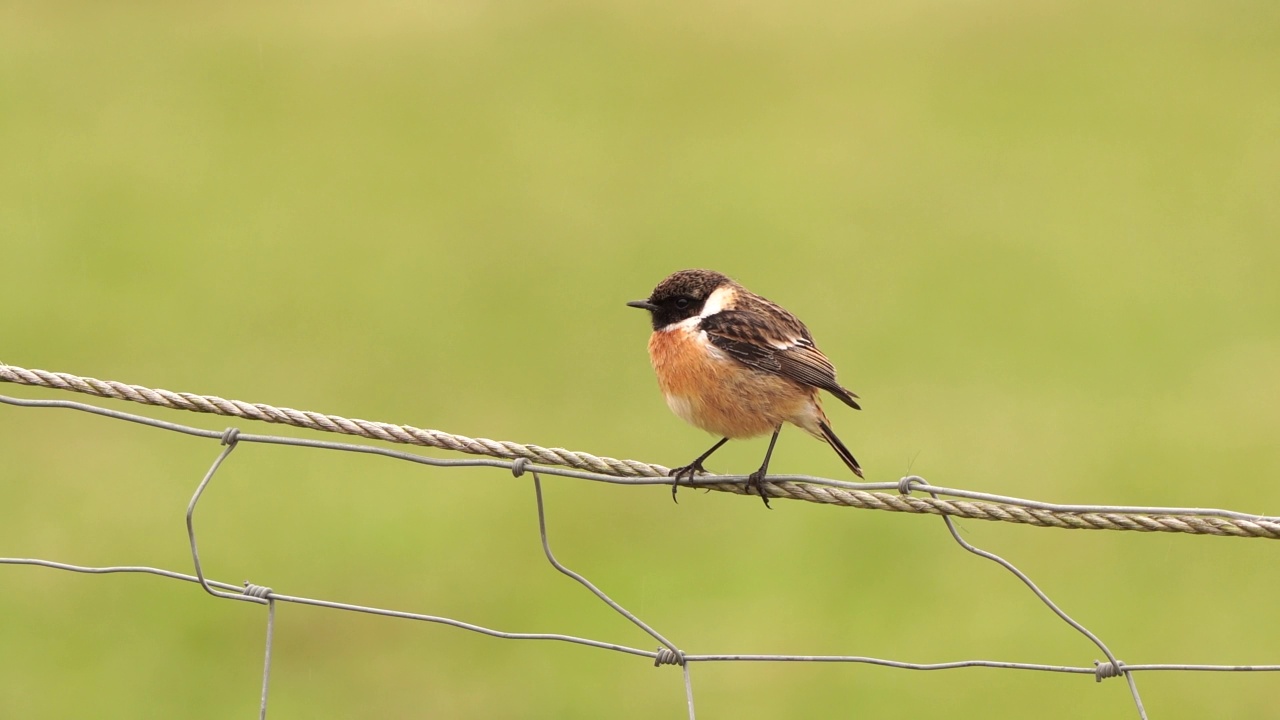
[700,303,861,410]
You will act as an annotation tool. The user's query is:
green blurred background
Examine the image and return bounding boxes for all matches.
[2,1,1278,717]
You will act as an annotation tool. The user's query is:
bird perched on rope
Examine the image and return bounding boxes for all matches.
[628,269,863,508]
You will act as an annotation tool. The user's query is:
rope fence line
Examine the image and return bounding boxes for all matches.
[3,364,1278,538]
[3,365,1280,719]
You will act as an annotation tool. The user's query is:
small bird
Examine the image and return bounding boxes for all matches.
[628,269,862,508]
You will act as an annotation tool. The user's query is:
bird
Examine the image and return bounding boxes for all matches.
[628,269,862,508]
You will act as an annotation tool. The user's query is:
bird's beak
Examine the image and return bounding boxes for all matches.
[627,299,658,311]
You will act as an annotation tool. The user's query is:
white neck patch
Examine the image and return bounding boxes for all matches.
[699,284,734,318]
[662,284,736,332]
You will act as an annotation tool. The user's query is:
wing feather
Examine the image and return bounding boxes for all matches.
[700,306,861,410]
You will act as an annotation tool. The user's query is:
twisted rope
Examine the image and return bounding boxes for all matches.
[0,365,661,477]
[4,364,1279,539]
[703,481,1280,538]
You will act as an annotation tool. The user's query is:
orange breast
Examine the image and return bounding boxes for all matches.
[647,327,817,439]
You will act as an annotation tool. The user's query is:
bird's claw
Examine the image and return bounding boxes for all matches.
[668,462,707,502]
[747,469,772,509]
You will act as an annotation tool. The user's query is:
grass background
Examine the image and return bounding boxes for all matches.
[2,1,1278,717]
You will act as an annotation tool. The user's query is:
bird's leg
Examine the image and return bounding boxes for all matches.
[747,426,782,509]
[669,437,730,502]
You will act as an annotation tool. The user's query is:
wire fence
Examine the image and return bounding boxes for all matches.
[3,363,1279,718]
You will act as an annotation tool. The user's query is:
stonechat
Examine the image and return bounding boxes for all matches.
[628,269,862,508]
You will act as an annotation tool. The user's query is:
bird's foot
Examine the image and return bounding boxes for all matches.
[668,461,709,502]
[747,468,772,509]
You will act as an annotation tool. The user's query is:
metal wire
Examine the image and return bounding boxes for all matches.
[2,374,1278,536]
[257,593,275,720]
[908,477,1147,717]
[3,369,1280,718]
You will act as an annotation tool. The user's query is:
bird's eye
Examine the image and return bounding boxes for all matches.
[675,298,690,310]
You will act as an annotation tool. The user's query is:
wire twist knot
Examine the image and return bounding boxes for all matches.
[1094,659,1125,682]
[653,647,685,667]
[242,581,273,599]
[220,427,241,447]
[511,457,529,477]
[898,475,928,495]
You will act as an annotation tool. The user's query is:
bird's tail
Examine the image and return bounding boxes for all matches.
[817,419,863,479]
[826,384,862,411]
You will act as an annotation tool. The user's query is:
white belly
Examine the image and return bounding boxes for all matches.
[664,393,697,426]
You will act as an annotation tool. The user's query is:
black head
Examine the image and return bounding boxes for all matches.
[627,269,730,330]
